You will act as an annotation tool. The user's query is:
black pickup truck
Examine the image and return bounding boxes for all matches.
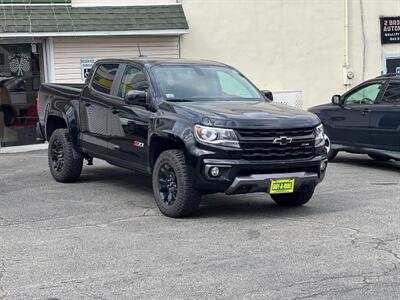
[37,58,328,217]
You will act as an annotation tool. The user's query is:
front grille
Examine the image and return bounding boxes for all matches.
[236,127,315,139]
[236,127,316,160]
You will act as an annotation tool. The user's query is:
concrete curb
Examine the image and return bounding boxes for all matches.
[0,143,48,154]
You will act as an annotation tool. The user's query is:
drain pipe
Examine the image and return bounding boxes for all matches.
[344,0,349,68]
[343,0,353,90]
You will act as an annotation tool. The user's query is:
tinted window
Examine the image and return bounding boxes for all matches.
[152,65,262,101]
[118,65,148,98]
[91,64,119,94]
[382,82,400,104]
[345,83,383,105]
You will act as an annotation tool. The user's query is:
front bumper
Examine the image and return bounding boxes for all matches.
[225,171,321,195]
[189,155,327,194]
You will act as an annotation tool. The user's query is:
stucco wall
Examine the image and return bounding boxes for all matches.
[180,0,400,108]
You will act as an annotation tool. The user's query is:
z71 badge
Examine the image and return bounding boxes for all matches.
[133,140,144,148]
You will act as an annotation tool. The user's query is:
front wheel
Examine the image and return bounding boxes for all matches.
[48,128,83,183]
[152,150,201,218]
[270,186,315,207]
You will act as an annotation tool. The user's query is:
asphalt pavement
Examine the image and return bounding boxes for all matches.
[0,151,399,299]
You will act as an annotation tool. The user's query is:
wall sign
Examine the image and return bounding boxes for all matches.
[380,17,400,44]
[81,58,95,81]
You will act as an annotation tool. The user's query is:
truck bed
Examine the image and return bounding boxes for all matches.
[39,83,84,99]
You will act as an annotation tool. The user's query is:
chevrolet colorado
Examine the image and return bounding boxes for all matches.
[37,58,328,217]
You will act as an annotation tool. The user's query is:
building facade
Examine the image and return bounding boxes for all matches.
[0,0,187,147]
[1,0,400,147]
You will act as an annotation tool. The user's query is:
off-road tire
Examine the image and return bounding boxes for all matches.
[48,128,83,183]
[271,186,315,207]
[368,154,391,162]
[152,150,201,218]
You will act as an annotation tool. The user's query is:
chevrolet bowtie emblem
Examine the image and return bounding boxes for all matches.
[273,136,293,146]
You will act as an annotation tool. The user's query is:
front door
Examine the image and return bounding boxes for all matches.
[107,64,151,172]
[79,63,119,156]
[328,82,385,147]
[369,81,400,152]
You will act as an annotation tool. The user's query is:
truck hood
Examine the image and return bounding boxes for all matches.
[164,100,320,129]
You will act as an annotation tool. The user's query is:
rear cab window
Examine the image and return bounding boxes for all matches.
[91,64,119,94]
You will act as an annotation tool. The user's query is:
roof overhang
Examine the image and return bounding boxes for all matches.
[0,29,189,38]
[0,4,189,37]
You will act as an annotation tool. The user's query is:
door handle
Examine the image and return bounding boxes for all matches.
[111,108,119,114]
[85,101,91,107]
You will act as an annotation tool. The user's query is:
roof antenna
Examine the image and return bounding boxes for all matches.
[137,45,145,58]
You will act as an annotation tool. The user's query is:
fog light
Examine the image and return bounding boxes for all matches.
[320,161,327,171]
[210,167,220,177]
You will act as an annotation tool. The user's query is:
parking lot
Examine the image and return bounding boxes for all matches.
[0,150,399,299]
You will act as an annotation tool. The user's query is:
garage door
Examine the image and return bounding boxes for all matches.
[53,36,179,83]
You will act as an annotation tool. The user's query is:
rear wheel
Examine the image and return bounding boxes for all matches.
[324,131,338,161]
[271,186,315,207]
[368,154,391,162]
[48,128,83,183]
[152,150,201,218]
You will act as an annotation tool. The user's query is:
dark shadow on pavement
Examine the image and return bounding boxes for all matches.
[73,161,363,220]
[332,153,400,173]
[195,192,355,220]
[79,165,153,192]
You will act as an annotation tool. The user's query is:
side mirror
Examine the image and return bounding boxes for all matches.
[331,94,342,105]
[124,90,147,106]
[262,90,273,101]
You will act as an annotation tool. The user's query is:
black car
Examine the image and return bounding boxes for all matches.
[37,58,328,218]
[309,74,400,162]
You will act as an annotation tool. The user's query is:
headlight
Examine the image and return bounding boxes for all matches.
[194,125,240,148]
[315,124,325,147]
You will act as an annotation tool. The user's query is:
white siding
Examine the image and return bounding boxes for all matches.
[53,36,179,83]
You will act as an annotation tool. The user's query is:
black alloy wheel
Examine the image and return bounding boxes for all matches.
[158,163,178,206]
[51,138,65,172]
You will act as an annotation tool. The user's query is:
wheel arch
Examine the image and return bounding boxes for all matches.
[149,135,185,171]
[46,115,68,140]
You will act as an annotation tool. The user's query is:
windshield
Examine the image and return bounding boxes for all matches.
[152,64,263,101]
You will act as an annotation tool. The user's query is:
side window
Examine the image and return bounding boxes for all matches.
[91,64,119,94]
[382,82,400,104]
[345,83,383,105]
[118,65,149,98]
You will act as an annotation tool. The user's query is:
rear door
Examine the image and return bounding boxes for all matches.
[328,81,385,147]
[107,63,152,171]
[79,63,120,156]
[369,81,400,151]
